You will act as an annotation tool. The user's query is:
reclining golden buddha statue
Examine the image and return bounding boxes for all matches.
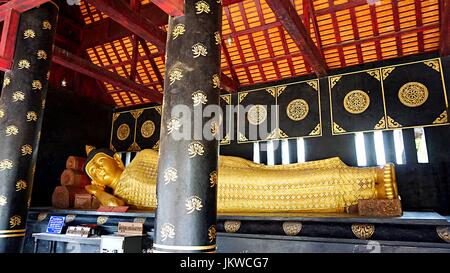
[83,146,401,215]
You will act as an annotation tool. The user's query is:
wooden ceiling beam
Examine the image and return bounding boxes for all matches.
[52,47,163,103]
[0,0,50,20]
[266,0,328,77]
[440,0,450,56]
[151,0,246,16]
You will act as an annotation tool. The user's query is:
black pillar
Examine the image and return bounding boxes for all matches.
[0,3,58,253]
[154,0,222,253]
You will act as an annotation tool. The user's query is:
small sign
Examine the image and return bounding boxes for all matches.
[46,216,65,234]
[118,222,144,236]
[66,226,92,237]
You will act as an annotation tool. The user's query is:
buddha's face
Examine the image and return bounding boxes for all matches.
[85,153,124,187]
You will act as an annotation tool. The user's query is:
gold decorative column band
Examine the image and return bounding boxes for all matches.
[0,229,26,234]
[0,229,26,238]
[152,244,216,251]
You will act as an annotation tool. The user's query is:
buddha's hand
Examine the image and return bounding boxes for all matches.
[85,185,104,195]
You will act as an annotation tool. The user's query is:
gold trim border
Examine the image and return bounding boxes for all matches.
[0,229,26,234]
[0,233,26,238]
[152,244,216,251]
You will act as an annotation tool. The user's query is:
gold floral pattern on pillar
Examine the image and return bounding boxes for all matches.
[37,50,48,60]
[141,120,155,138]
[169,68,183,85]
[210,171,218,188]
[23,29,36,39]
[210,121,219,136]
[208,225,217,243]
[0,195,7,207]
[0,160,13,171]
[188,141,205,158]
[26,111,38,122]
[351,224,375,239]
[21,145,33,156]
[0,109,4,119]
[163,168,178,185]
[12,91,25,102]
[398,82,429,108]
[214,32,221,45]
[192,91,208,106]
[287,99,309,121]
[5,125,19,136]
[186,196,203,214]
[9,215,22,228]
[117,124,130,141]
[344,90,371,114]
[161,223,175,241]
[212,74,220,89]
[192,43,208,58]
[42,20,52,30]
[172,24,186,40]
[167,117,182,134]
[18,60,31,70]
[3,77,11,87]
[16,180,27,192]
[195,1,211,14]
[32,80,43,91]
[247,105,267,125]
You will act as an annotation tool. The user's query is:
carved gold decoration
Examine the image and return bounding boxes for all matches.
[333,122,346,134]
[0,160,13,171]
[26,111,38,122]
[42,20,52,30]
[374,117,387,130]
[307,80,319,91]
[0,196,7,206]
[10,216,22,228]
[65,215,76,223]
[351,224,375,239]
[23,29,36,39]
[211,121,219,136]
[382,67,395,80]
[192,43,208,58]
[117,124,130,141]
[398,82,429,107]
[169,68,183,85]
[172,24,185,40]
[367,70,381,81]
[37,50,47,60]
[163,168,178,185]
[210,171,218,188]
[12,91,25,102]
[215,31,221,45]
[224,221,241,233]
[267,128,288,140]
[32,80,43,90]
[186,196,203,214]
[287,99,309,121]
[208,225,217,243]
[212,74,220,89]
[18,60,30,70]
[383,164,396,200]
[127,142,141,152]
[330,76,341,89]
[152,140,160,151]
[282,222,302,236]
[16,180,27,192]
[266,85,287,97]
[424,60,440,73]
[221,95,231,105]
[188,142,205,158]
[3,77,10,87]
[131,110,143,119]
[41,98,46,109]
[196,1,211,14]
[221,134,230,145]
[387,116,402,128]
[309,124,321,136]
[192,90,208,106]
[436,227,450,243]
[167,117,182,134]
[433,111,448,124]
[344,90,370,114]
[6,125,19,136]
[161,223,175,241]
[239,92,248,103]
[21,145,33,156]
[238,132,248,142]
[0,109,4,119]
[37,213,48,222]
[141,120,155,138]
[97,216,108,225]
[247,105,267,125]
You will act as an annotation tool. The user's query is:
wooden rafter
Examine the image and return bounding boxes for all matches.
[440,0,450,56]
[266,0,327,77]
[0,8,19,71]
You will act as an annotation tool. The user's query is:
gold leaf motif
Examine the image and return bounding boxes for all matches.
[287,99,309,121]
[131,109,143,119]
[152,140,160,151]
[0,195,7,206]
[214,31,221,45]
[172,24,185,40]
[127,142,141,152]
[221,94,231,105]
[333,122,346,134]
[32,80,43,91]
[163,168,178,185]
[155,106,162,115]
[42,20,52,30]
[247,105,267,126]
[3,77,11,87]
[436,227,450,243]
[10,215,22,228]
[367,69,381,81]
[382,67,395,80]
[344,90,371,114]
[374,117,387,130]
[212,74,220,89]
[37,213,48,222]
[351,224,375,239]
[211,121,219,137]
[18,60,30,70]
[220,134,230,145]
[309,124,321,136]
[195,1,211,14]
[423,60,440,73]
[238,92,248,103]
[0,109,4,119]
[167,117,182,134]
[23,29,36,39]
[161,223,175,241]
[433,111,448,124]
[306,80,319,91]
[238,132,248,142]
[330,76,342,89]
[169,68,183,85]
[208,225,217,243]
[21,144,33,156]
[398,82,429,108]
[387,116,401,128]
[12,91,25,102]
[112,113,120,122]
[0,160,13,171]
[266,85,286,97]
[192,43,208,58]
[117,124,130,141]
[141,120,155,138]
[97,216,108,225]
[186,196,203,214]
[16,180,28,192]
[26,111,38,122]
[266,128,288,140]
[37,50,48,60]
[282,222,302,236]
[5,125,19,136]
[224,220,241,233]
[210,171,218,188]
[188,141,205,158]
[192,91,208,106]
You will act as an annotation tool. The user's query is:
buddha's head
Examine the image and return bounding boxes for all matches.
[84,146,125,189]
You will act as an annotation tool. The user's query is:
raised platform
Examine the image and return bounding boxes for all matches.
[23,208,450,253]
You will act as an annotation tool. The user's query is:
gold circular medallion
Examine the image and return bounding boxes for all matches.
[287,99,309,121]
[247,105,267,126]
[117,124,130,141]
[282,222,302,236]
[351,224,375,239]
[344,90,371,114]
[141,120,155,138]
[398,82,429,107]
[224,220,241,233]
